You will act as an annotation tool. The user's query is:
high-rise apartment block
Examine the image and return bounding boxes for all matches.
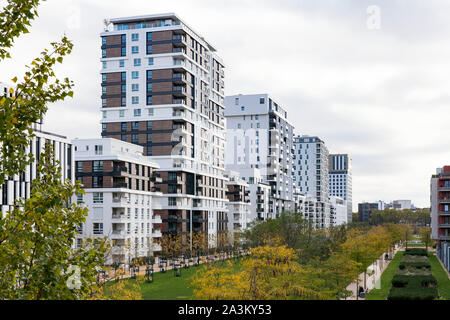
[328,154,352,223]
[73,138,163,264]
[224,93,295,219]
[99,14,228,247]
[292,135,331,228]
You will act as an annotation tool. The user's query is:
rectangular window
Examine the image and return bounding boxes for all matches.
[147,95,152,105]
[147,70,152,79]
[121,72,126,81]
[121,122,127,131]
[102,111,107,119]
[94,145,103,155]
[93,223,103,235]
[102,61,107,69]
[93,192,103,203]
[93,160,103,172]
[148,57,154,65]
[134,109,141,117]
[121,84,126,93]
[147,83,152,91]
[132,134,139,144]
[121,47,126,56]
[102,74,107,82]
[132,84,139,91]
[102,49,106,58]
[121,34,126,44]
[260,98,265,104]
[146,147,152,156]
[119,110,125,117]
[147,133,152,142]
[132,46,139,54]
[102,123,106,132]
[134,58,141,66]
[148,109,154,116]
[147,45,152,54]
[119,60,124,68]
[121,134,127,142]
[146,32,152,41]
[132,71,139,79]
[131,33,139,41]
[132,96,139,104]
[121,97,126,106]
[77,193,83,203]
[132,121,139,130]
[93,176,103,188]
[102,37,106,45]
[77,162,83,173]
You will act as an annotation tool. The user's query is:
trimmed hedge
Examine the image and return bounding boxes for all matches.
[399,261,431,270]
[388,287,437,300]
[404,248,428,256]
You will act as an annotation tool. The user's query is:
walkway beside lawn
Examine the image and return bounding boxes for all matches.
[344,246,402,300]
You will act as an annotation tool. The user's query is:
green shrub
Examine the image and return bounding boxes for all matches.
[388,287,438,300]
[399,261,431,269]
[388,274,438,300]
[404,248,428,256]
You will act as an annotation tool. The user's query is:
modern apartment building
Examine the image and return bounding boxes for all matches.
[224,93,295,219]
[0,83,74,216]
[430,167,450,272]
[293,135,331,228]
[328,154,353,223]
[224,170,250,236]
[99,13,228,248]
[73,138,163,264]
[330,196,348,226]
[358,202,379,223]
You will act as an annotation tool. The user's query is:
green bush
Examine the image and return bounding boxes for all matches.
[388,274,438,300]
[404,248,428,256]
[388,287,437,300]
[399,261,431,270]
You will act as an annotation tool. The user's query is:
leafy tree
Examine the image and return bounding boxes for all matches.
[419,227,432,252]
[0,0,73,186]
[0,144,108,299]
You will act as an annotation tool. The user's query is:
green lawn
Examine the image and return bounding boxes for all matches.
[365,251,404,300]
[104,259,243,300]
[429,254,450,300]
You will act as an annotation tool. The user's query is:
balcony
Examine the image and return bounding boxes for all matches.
[152,230,162,238]
[151,186,161,193]
[439,211,450,216]
[257,197,264,204]
[112,166,127,176]
[439,186,450,191]
[172,47,186,55]
[111,230,126,239]
[256,207,264,213]
[173,86,186,96]
[173,73,186,83]
[111,213,127,222]
[439,198,450,204]
[152,243,162,251]
[151,173,163,183]
[173,98,186,105]
[168,175,183,184]
[113,182,128,189]
[152,215,162,224]
[439,235,450,240]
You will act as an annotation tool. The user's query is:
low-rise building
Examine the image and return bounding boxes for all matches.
[73,138,163,264]
[224,170,250,236]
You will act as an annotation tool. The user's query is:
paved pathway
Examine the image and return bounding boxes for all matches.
[344,246,402,300]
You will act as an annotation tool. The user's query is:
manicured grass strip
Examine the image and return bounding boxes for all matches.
[104,259,243,300]
[365,251,404,300]
[429,254,450,300]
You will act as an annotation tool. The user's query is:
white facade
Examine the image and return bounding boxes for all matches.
[73,138,163,264]
[330,196,348,226]
[293,135,331,228]
[224,170,251,234]
[224,93,295,218]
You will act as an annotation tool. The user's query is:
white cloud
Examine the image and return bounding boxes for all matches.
[1,0,449,209]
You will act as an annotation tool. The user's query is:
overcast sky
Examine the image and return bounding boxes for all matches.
[2,0,450,210]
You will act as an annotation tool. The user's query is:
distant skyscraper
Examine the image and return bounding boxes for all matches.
[328,154,352,223]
